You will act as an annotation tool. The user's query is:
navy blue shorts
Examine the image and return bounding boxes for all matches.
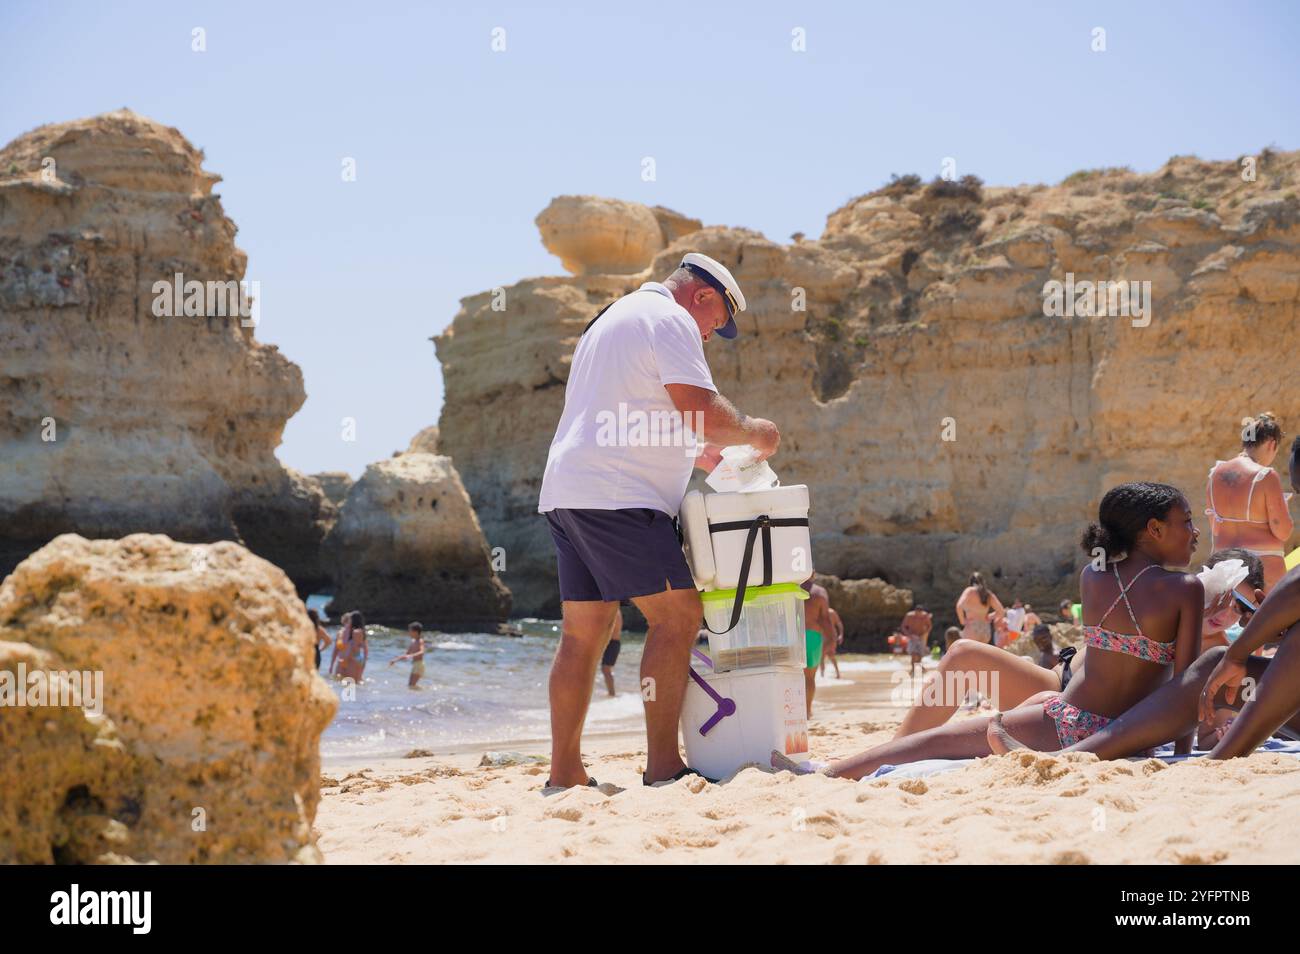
[545,508,695,603]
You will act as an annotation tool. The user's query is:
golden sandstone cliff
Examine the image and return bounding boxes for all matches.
[0,110,333,590]
[435,155,1300,634]
[0,111,509,627]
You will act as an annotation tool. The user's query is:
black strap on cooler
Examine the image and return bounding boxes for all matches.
[702,514,811,635]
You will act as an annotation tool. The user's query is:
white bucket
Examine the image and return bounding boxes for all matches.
[704,484,811,590]
[680,663,809,780]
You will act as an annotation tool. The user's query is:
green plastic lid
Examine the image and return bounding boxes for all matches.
[700,582,809,603]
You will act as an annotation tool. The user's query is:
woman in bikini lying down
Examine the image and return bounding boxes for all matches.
[991,439,1300,759]
[775,482,1204,780]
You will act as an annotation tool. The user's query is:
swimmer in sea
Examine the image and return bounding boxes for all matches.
[390,621,426,688]
[599,607,623,697]
[308,608,330,671]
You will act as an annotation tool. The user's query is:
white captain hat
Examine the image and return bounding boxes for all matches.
[680,251,745,339]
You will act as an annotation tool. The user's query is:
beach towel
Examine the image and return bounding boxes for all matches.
[865,738,1300,781]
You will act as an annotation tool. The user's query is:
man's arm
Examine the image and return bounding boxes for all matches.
[1227,568,1300,661]
[665,384,779,460]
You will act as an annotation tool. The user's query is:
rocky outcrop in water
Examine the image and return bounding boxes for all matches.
[815,573,913,646]
[436,155,1300,617]
[323,453,511,627]
[0,534,335,863]
[0,110,332,591]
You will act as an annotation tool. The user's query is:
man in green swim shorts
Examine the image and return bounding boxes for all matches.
[801,580,833,718]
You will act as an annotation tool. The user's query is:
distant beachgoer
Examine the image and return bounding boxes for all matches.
[338,611,369,683]
[1022,603,1042,635]
[1205,412,1293,593]
[956,572,1003,643]
[1004,599,1027,643]
[797,482,1203,776]
[390,621,426,688]
[600,607,624,697]
[1031,623,1058,669]
[820,607,845,679]
[329,612,353,677]
[943,626,962,652]
[308,608,330,671]
[900,606,933,677]
[802,580,833,718]
[1058,598,1081,625]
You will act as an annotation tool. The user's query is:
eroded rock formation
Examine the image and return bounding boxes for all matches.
[312,471,355,507]
[815,573,913,644]
[436,154,1300,621]
[535,195,701,276]
[323,453,511,626]
[0,534,335,863]
[0,111,330,590]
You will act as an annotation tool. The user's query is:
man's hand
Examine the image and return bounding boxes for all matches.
[746,417,780,461]
[1199,654,1248,723]
[694,443,724,473]
[1202,588,1235,623]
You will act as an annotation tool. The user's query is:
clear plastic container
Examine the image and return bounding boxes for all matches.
[701,582,808,672]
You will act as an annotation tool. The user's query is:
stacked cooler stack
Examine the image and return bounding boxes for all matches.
[678,484,814,780]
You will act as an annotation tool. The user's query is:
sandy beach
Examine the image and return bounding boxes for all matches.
[314,662,1300,864]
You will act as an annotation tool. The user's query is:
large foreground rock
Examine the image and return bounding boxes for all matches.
[0,111,329,590]
[0,534,336,864]
[324,454,511,627]
[437,156,1300,617]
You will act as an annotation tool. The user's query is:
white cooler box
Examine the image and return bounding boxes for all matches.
[680,662,809,781]
[681,485,811,592]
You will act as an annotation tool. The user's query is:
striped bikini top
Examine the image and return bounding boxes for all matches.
[1082,564,1177,665]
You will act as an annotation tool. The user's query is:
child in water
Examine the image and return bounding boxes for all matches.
[390,622,426,688]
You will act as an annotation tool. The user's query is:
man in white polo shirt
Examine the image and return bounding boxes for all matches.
[539,252,780,788]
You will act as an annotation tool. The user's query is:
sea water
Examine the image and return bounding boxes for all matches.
[316,615,646,761]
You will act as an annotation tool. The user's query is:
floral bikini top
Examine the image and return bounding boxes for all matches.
[1082,564,1177,665]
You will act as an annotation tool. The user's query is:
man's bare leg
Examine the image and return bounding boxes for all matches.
[601,666,615,697]
[548,599,618,787]
[804,667,816,718]
[632,586,702,783]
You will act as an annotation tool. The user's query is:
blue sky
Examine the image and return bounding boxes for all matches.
[3,1,1297,476]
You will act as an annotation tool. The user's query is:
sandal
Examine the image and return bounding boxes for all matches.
[543,776,599,789]
[642,766,718,786]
